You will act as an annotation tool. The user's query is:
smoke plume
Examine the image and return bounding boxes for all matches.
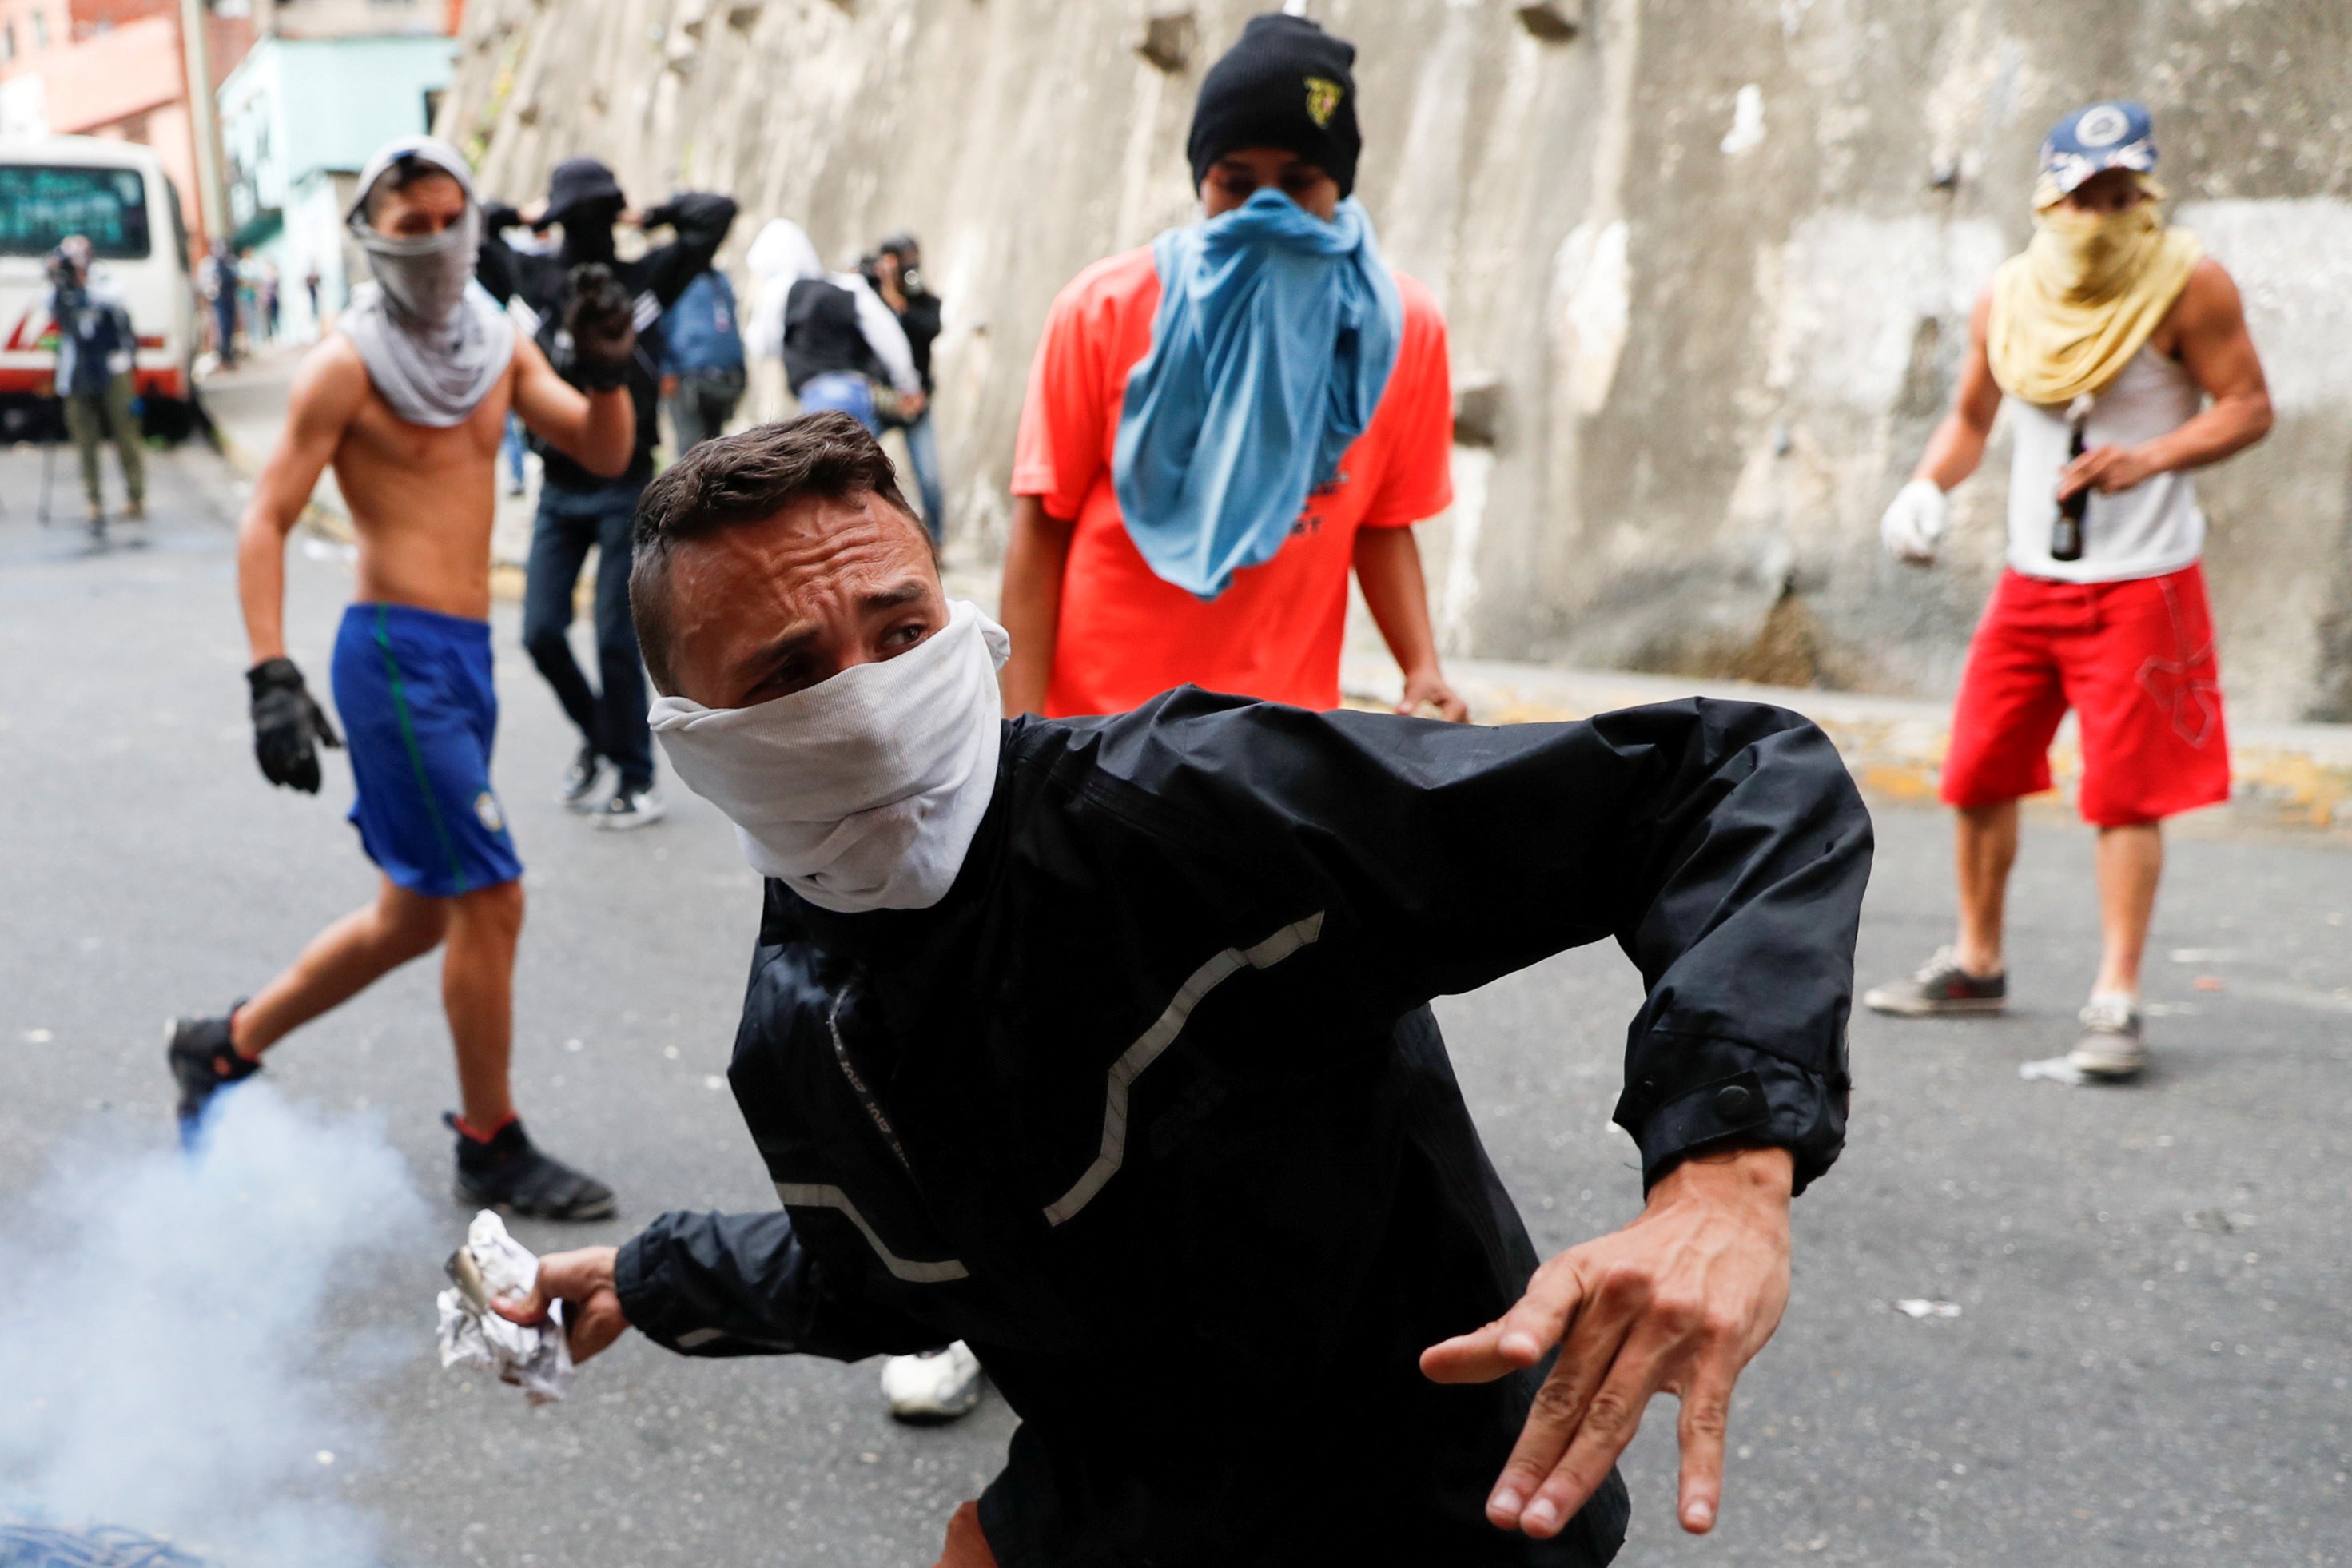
[0,1086,428,1566]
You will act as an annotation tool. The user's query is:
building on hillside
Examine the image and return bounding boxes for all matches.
[270,0,457,42]
[0,0,250,251]
[0,0,452,262]
[217,30,453,343]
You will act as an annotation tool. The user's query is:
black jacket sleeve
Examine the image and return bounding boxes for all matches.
[633,192,742,310]
[615,1209,946,1361]
[472,225,565,318]
[1076,694,1871,1193]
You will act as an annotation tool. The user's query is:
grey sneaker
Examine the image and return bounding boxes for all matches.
[2067,996,2147,1080]
[1864,946,2008,1017]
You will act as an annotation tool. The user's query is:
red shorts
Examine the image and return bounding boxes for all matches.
[1942,563,2230,827]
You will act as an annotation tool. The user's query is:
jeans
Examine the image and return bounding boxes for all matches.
[667,365,746,453]
[523,481,654,790]
[64,370,144,510]
[897,409,946,544]
[501,413,527,492]
[798,370,879,435]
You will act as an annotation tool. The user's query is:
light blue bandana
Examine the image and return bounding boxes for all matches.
[1112,189,1403,600]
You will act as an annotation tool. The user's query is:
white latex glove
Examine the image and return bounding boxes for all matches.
[1880,479,1949,566]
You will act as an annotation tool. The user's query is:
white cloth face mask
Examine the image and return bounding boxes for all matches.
[648,599,1013,913]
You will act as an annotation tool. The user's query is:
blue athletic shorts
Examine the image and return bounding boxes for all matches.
[331,603,523,898]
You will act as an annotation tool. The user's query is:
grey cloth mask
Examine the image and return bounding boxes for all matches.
[338,135,515,428]
[352,203,482,331]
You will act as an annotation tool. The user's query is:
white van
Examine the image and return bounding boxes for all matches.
[0,135,199,436]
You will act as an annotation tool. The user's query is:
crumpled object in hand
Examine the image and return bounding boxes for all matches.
[436,1209,572,1405]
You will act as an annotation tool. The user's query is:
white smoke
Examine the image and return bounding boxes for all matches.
[0,1085,428,1566]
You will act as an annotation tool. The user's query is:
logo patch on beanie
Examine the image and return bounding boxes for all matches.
[1304,75,1343,129]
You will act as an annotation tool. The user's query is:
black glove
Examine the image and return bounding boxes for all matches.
[563,262,637,392]
[480,200,524,233]
[247,657,343,794]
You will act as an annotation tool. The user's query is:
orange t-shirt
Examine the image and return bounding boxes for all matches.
[1011,245,1454,717]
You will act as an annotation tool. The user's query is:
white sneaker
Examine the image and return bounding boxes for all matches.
[595,784,667,830]
[2067,995,2148,1080]
[882,1340,984,1423]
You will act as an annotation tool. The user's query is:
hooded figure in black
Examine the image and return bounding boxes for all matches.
[502,408,1872,1567]
[475,158,738,825]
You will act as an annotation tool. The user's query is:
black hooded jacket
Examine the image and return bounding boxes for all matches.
[476,190,738,491]
[615,691,1870,1567]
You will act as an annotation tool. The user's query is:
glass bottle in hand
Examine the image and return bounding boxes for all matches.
[2052,395,2092,563]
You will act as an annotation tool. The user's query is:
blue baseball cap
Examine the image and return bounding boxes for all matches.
[2039,101,2158,195]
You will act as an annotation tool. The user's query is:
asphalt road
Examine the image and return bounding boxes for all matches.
[2,442,2346,1567]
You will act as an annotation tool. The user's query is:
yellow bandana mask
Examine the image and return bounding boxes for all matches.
[1987,175,2201,406]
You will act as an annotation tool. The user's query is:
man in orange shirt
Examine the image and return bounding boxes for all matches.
[998,11,1465,723]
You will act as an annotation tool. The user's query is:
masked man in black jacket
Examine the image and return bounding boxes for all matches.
[476,158,738,828]
[500,415,1871,1566]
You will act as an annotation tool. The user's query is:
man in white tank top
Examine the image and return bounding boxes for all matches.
[1862,103,2271,1080]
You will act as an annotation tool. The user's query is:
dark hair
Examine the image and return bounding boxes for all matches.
[629,412,925,693]
[365,155,464,221]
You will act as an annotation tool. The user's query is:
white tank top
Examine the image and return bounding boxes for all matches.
[2005,344,2205,583]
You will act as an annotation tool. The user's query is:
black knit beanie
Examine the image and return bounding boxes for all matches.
[1187,14,1363,198]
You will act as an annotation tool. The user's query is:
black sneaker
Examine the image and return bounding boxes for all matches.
[448,1112,617,1221]
[1863,946,2008,1017]
[558,744,609,813]
[594,783,667,830]
[167,1007,261,1142]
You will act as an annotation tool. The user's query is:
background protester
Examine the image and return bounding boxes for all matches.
[478,156,738,830]
[46,234,144,524]
[256,257,282,347]
[202,240,241,367]
[774,228,924,436]
[171,135,635,1223]
[1866,102,2271,1080]
[659,264,746,453]
[866,233,948,542]
[742,217,814,424]
[998,12,1466,724]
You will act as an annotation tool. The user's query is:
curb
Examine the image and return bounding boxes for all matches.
[1343,655,2352,842]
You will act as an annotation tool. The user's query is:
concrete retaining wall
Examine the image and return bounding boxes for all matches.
[436,0,2352,722]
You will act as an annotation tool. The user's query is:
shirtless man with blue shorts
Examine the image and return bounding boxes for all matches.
[168,137,636,1219]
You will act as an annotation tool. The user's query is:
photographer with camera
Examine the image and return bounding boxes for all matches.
[864,233,946,542]
[46,234,144,525]
[477,158,738,830]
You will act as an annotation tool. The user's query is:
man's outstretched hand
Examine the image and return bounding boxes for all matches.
[495,1244,632,1365]
[1421,1145,1795,1541]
